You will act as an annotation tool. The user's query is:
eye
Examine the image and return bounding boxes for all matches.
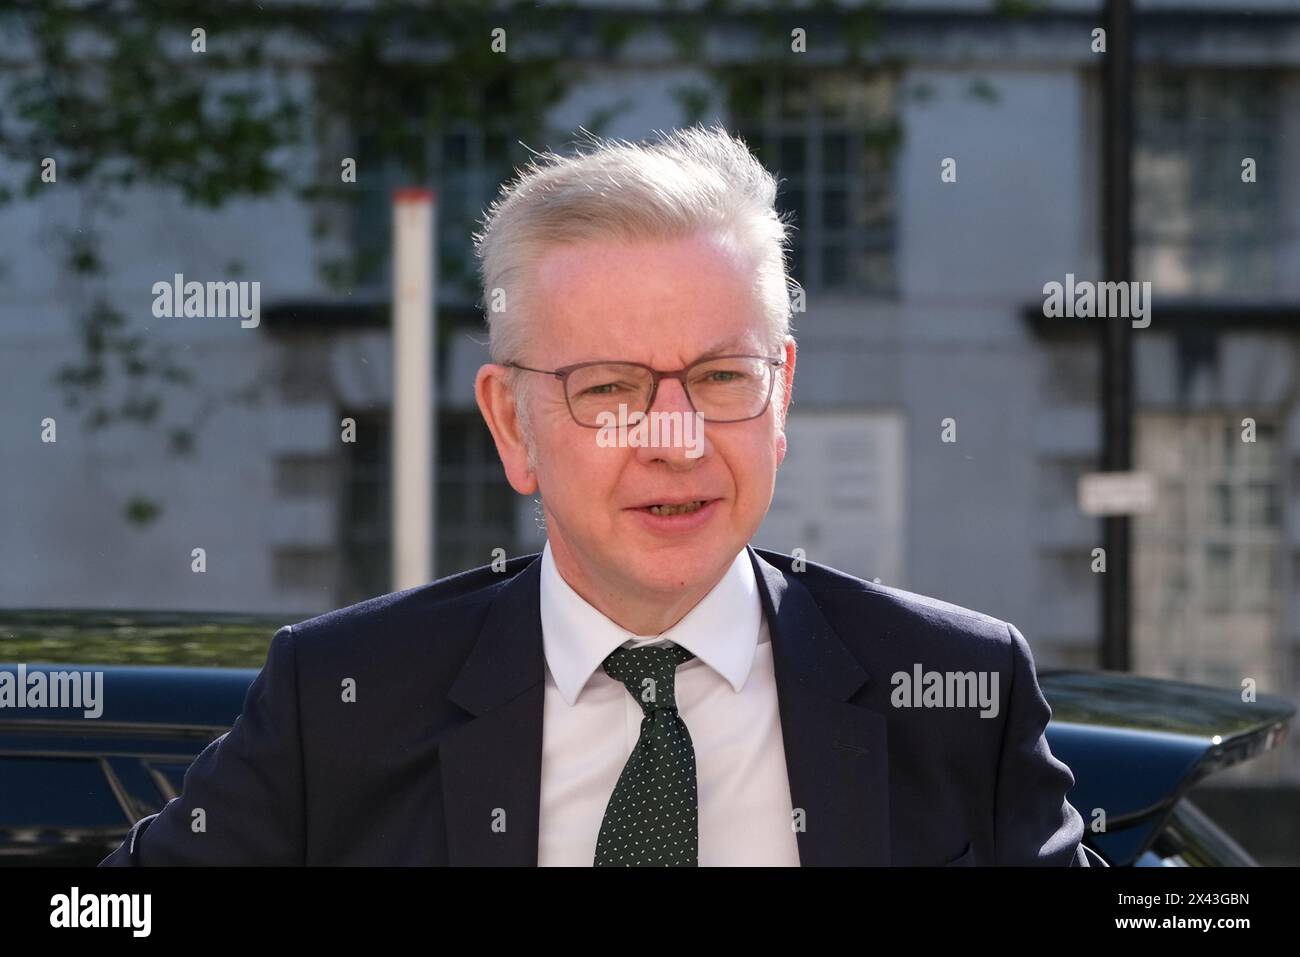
[692,367,753,387]
[579,381,632,396]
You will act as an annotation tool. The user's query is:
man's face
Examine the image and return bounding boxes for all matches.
[478,231,796,610]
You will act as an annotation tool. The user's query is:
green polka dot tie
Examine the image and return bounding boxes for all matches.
[594,643,699,866]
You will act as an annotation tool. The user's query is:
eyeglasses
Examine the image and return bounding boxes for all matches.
[504,354,786,428]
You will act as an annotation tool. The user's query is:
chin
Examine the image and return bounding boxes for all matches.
[628,566,710,595]
[629,545,733,589]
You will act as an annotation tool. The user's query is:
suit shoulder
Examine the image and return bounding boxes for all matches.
[281,553,540,649]
[752,546,1011,642]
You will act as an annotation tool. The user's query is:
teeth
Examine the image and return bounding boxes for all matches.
[649,500,706,516]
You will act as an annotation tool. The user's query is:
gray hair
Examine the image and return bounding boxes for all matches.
[473,124,796,466]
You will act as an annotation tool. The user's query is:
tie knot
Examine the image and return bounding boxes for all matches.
[602,643,695,715]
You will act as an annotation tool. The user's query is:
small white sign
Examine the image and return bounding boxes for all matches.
[1078,471,1157,516]
[756,411,905,583]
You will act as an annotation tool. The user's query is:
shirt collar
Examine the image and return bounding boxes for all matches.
[539,540,762,706]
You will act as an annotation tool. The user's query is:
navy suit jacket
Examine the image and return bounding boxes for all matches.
[101,546,1090,866]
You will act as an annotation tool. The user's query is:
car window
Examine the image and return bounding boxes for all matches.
[0,756,128,828]
[146,761,193,801]
[1143,798,1257,866]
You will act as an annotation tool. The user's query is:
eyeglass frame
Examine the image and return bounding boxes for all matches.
[502,354,787,428]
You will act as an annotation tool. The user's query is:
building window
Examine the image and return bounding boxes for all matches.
[438,413,519,574]
[340,410,392,605]
[1134,413,1282,690]
[730,70,899,294]
[339,409,518,605]
[1134,70,1283,296]
[353,81,530,303]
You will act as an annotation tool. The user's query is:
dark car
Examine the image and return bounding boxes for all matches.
[0,610,1293,866]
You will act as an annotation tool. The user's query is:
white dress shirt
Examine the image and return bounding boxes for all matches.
[537,540,801,866]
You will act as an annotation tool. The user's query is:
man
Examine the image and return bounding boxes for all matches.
[102,125,1091,866]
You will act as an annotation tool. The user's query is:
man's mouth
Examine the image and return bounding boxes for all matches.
[633,499,714,516]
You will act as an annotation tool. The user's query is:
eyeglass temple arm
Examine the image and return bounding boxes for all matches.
[505,361,566,379]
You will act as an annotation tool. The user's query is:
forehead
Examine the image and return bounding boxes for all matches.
[527,231,768,362]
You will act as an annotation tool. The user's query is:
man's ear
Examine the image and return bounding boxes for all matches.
[775,336,796,467]
[475,364,539,495]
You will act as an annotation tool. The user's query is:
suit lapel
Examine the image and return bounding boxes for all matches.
[437,548,890,866]
[748,547,891,865]
[441,555,546,865]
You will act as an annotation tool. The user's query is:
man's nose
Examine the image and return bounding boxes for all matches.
[634,377,710,465]
[647,376,694,417]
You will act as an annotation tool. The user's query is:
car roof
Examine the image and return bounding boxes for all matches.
[1041,669,1294,864]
